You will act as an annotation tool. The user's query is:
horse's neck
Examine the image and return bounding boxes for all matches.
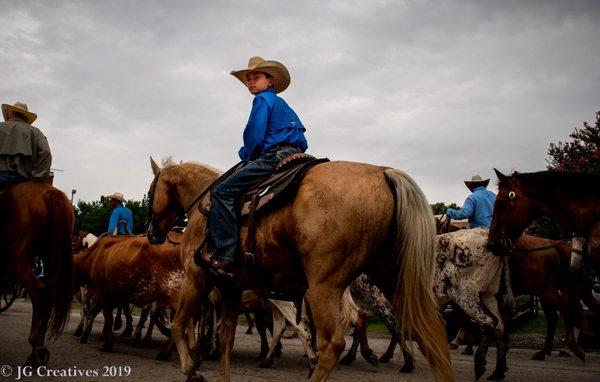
[531,188,599,234]
[170,165,219,211]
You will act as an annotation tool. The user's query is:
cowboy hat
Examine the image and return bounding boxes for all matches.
[2,101,37,124]
[231,56,291,94]
[109,192,125,203]
[464,175,490,191]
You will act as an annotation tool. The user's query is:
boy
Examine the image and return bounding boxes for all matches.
[202,56,308,279]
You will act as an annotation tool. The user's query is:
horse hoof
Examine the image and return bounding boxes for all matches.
[121,328,133,338]
[487,372,505,381]
[379,355,392,363]
[245,328,253,335]
[74,327,83,337]
[400,362,415,374]
[25,347,50,367]
[474,361,487,381]
[449,342,459,350]
[574,350,585,362]
[258,359,273,369]
[113,320,123,331]
[462,347,474,356]
[100,344,113,353]
[132,338,142,347]
[365,353,379,367]
[531,351,546,361]
[339,353,355,365]
[255,352,267,362]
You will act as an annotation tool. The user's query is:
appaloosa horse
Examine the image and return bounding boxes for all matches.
[146,158,453,382]
[488,170,600,292]
[0,182,73,366]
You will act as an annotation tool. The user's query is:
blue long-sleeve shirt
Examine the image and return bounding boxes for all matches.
[108,205,133,235]
[238,88,308,161]
[447,187,496,228]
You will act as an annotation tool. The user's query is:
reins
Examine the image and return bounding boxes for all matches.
[506,234,574,254]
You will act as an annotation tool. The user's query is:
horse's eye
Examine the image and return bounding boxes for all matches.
[508,191,516,200]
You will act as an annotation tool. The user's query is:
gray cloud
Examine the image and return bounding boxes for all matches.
[1,0,599,206]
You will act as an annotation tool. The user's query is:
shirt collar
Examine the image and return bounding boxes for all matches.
[473,186,486,192]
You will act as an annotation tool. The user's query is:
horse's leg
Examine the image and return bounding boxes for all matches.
[121,303,134,337]
[80,302,102,344]
[133,305,151,347]
[399,340,415,373]
[339,327,360,365]
[258,305,286,368]
[450,325,466,350]
[74,287,87,337]
[142,307,157,347]
[217,287,242,382]
[306,285,345,382]
[356,314,378,367]
[172,278,203,377]
[532,297,558,360]
[379,337,397,363]
[156,337,175,361]
[245,312,254,334]
[100,304,116,352]
[253,308,271,361]
[17,256,51,367]
[114,305,123,331]
[480,294,507,381]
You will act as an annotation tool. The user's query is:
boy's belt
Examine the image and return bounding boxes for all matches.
[269,144,301,152]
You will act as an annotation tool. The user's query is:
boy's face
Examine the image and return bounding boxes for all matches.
[245,71,273,95]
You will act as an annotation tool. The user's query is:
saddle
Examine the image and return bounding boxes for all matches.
[199,153,329,219]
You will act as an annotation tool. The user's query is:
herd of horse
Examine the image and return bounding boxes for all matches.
[0,156,598,382]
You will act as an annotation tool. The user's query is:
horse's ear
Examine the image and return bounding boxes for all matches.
[493,168,506,181]
[150,156,160,175]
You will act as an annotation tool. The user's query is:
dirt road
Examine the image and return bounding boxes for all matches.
[1,300,599,381]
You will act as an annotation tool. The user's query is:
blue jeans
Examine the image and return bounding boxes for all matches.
[0,172,27,186]
[209,147,300,262]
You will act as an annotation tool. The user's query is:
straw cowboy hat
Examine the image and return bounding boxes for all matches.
[2,101,37,124]
[464,175,490,191]
[109,192,125,203]
[231,56,291,94]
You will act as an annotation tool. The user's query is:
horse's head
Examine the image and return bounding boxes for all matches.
[147,157,185,244]
[487,169,538,254]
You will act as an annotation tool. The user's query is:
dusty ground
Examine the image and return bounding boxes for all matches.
[1,299,599,381]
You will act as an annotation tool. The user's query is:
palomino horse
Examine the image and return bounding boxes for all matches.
[0,182,73,366]
[488,169,600,292]
[146,158,453,382]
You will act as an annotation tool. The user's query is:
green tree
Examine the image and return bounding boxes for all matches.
[430,202,460,215]
[74,195,149,236]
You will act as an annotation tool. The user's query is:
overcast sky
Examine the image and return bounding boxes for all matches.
[1,0,599,205]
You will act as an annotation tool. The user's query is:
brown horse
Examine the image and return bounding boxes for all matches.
[72,232,184,359]
[0,182,73,366]
[487,170,600,292]
[146,158,453,382]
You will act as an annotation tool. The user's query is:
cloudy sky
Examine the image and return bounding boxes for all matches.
[1,0,599,205]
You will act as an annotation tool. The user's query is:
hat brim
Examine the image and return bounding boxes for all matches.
[109,195,125,202]
[2,104,37,124]
[465,179,490,190]
[231,61,291,94]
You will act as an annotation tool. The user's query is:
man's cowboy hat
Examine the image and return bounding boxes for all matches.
[109,192,125,203]
[2,101,37,124]
[231,56,291,94]
[464,175,490,191]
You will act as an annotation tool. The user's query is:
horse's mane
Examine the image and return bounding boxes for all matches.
[504,170,600,199]
[161,156,222,175]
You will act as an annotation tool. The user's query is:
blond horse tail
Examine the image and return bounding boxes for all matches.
[384,169,454,382]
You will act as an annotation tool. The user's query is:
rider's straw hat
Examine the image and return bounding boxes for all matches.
[231,56,291,94]
[2,101,37,124]
[464,175,490,191]
[109,192,125,203]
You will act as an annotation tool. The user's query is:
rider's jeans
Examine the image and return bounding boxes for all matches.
[209,147,300,262]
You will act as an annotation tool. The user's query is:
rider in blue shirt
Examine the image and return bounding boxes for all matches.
[107,192,133,235]
[446,175,496,229]
[200,57,308,279]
